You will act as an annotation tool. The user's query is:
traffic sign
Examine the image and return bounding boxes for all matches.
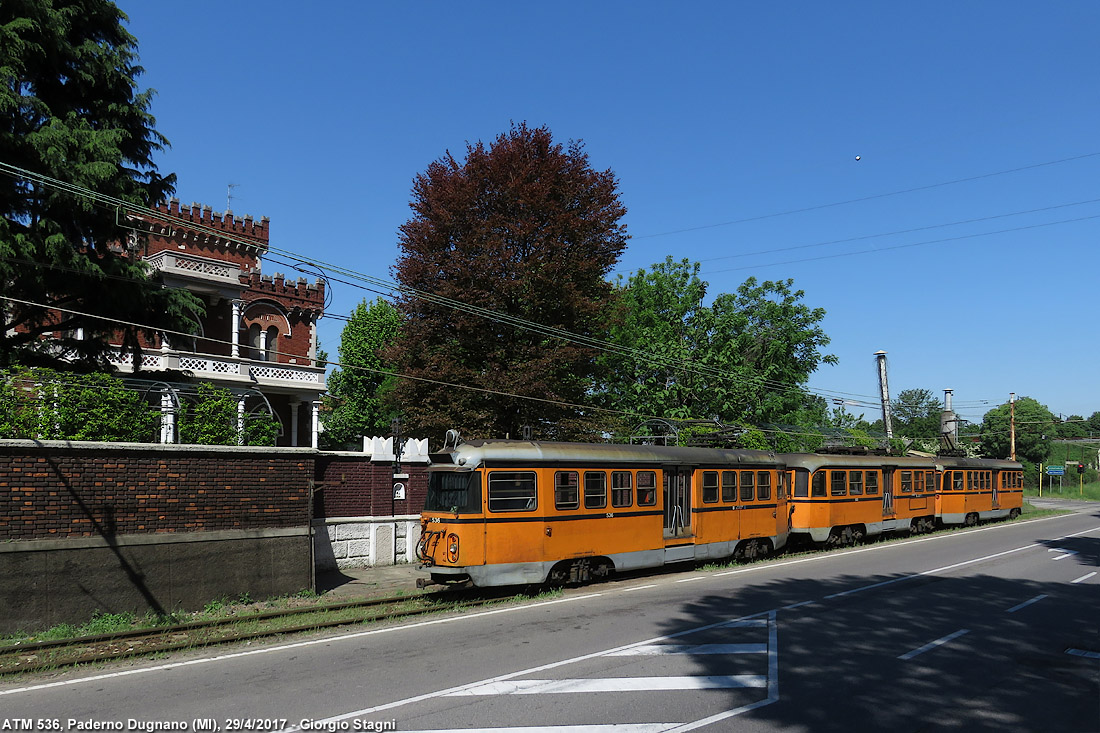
[1046,466,1065,475]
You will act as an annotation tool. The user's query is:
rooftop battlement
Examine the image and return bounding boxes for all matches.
[151,198,269,243]
[243,271,325,307]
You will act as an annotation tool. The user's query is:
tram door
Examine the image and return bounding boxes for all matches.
[991,471,1000,509]
[882,468,895,518]
[663,466,692,539]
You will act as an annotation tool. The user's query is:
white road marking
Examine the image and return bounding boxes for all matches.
[281,611,779,732]
[0,592,604,697]
[1071,571,1096,584]
[675,576,704,583]
[898,629,970,661]
[1006,594,1048,613]
[781,600,815,610]
[1066,648,1100,660]
[622,584,657,593]
[409,721,677,726]
[448,675,769,695]
[608,643,767,656]
[1048,548,1078,561]
[5,517,1093,701]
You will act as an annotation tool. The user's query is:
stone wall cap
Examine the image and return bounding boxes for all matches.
[0,439,321,456]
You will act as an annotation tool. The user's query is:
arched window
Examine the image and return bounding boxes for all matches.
[265,326,280,362]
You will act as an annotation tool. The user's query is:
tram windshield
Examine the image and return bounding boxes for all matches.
[425,470,483,514]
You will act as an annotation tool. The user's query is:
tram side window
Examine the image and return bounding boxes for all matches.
[848,470,863,495]
[927,472,937,492]
[811,471,826,497]
[967,472,975,491]
[722,471,738,502]
[488,471,537,512]
[953,472,964,491]
[794,471,808,498]
[584,471,607,509]
[831,471,847,496]
[555,471,579,510]
[865,471,879,495]
[740,471,755,501]
[777,472,786,500]
[702,471,719,503]
[638,471,657,506]
[612,471,633,508]
[757,471,772,500]
[900,471,913,493]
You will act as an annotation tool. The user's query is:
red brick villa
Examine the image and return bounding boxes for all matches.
[106,198,327,447]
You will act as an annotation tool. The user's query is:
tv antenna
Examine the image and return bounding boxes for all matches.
[227,183,239,211]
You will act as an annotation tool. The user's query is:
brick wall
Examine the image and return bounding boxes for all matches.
[1,441,315,540]
[314,456,428,518]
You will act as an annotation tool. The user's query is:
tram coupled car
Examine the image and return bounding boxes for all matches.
[785,453,943,547]
[934,456,1024,527]
[784,452,1025,547]
[416,440,791,588]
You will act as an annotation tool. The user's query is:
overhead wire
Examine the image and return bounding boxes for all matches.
[0,161,860,408]
[5,151,1090,414]
[633,150,1100,239]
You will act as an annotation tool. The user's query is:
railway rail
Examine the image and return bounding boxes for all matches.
[0,589,498,675]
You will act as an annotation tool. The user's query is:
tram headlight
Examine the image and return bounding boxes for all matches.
[447,533,460,563]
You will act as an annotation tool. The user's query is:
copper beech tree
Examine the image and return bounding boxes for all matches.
[388,123,628,442]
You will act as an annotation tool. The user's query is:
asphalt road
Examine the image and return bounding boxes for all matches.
[3,506,1098,732]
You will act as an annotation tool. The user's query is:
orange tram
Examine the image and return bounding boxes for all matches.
[416,440,1024,588]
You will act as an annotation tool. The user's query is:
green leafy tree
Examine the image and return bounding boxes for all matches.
[599,258,836,431]
[389,122,628,442]
[0,365,156,440]
[829,405,872,431]
[598,258,708,426]
[891,388,943,438]
[1056,414,1088,439]
[980,396,1055,463]
[178,383,276,446]
[0,0,202,369]
[1087,410,1100,435]
[322,297,399,449]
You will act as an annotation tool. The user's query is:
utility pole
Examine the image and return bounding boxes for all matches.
[874,351,893,440]
[1009,392,1016,461]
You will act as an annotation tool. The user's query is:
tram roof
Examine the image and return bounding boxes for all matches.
[434,440,782,469]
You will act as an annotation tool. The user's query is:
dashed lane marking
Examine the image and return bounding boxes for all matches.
[1066,648,1100,660]
[1006,594,1048,613]
[1071,571,1096,584]
[608,642,768,656]
[898,629,970,661]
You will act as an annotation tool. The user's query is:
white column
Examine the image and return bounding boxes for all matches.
[230,299,243,358]
[159,391,176,444]
[258,327,268,362]
[308,314,318,365]
[290,401,300,447]
[237,396,246,445]
[311,400,321,449]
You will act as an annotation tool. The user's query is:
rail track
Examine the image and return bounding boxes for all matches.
[0,589,501,675]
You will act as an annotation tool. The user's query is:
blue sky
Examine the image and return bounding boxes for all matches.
[120,1,1100,429]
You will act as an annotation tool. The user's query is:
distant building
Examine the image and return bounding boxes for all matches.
[106,198,327,446]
